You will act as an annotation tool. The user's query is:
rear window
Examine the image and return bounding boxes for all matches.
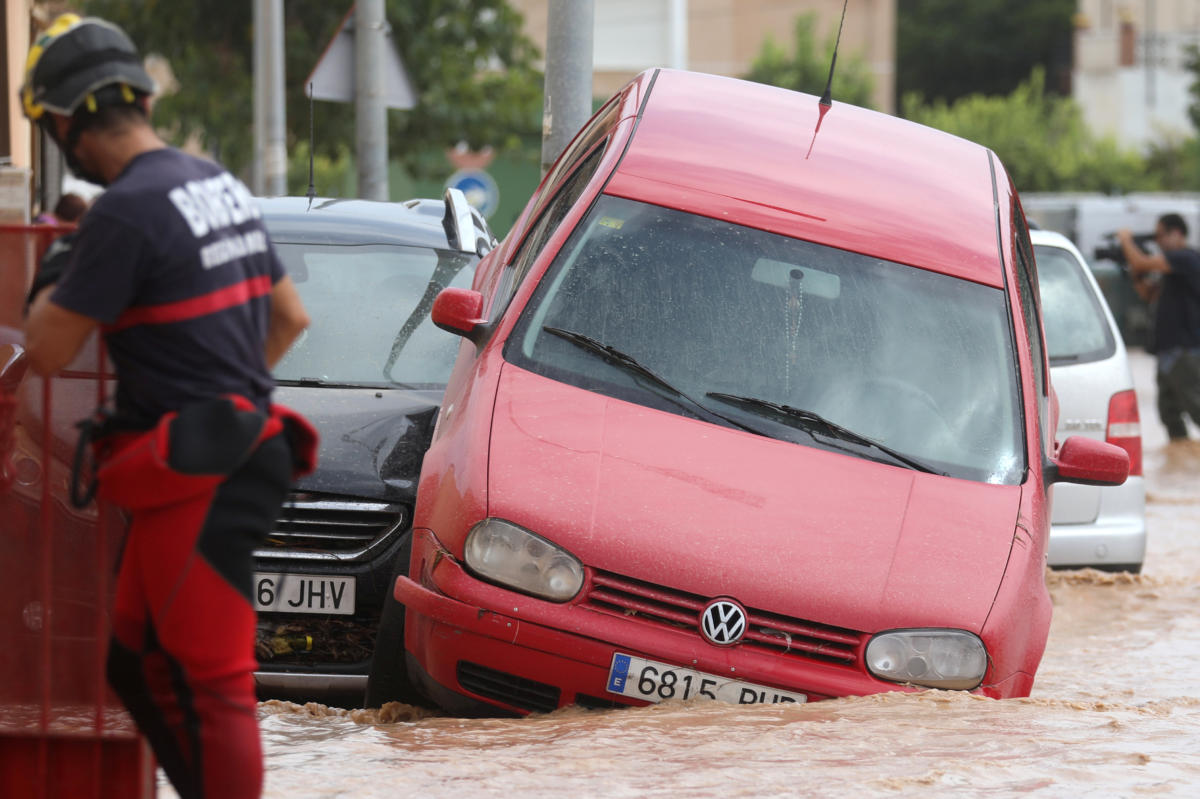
[1034,244,1117,365]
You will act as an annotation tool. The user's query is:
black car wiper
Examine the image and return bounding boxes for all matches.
[275,377,416,389]
[705,392,946,475]
[542,327,764,435]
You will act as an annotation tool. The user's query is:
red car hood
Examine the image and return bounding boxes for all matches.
[487,366,1023,634]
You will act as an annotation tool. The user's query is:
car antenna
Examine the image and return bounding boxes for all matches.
[807,0,849,159]
[306,81,316,210]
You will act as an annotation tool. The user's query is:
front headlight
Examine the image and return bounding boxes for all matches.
[865,629,988,690]
[463,518,584,602]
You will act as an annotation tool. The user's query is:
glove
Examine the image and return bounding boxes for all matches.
[24,232,77,314]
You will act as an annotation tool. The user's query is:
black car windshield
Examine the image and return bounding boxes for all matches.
[272,242,475,387]
[505,195,1024,484]
[1034,244,1117,365]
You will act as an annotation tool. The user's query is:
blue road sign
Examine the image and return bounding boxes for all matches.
[445,169,500,218]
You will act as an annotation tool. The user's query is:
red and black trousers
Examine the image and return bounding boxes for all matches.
[95,397,316,799]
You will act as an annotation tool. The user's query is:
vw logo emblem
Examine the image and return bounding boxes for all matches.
[700,599,747,646]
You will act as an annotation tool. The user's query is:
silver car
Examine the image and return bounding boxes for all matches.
[1034,229,1147,572]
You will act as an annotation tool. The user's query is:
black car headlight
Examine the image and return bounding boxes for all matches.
[463,519,584,602]
[865,629,988,690]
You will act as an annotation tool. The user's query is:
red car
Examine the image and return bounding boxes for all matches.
[364,70,1129,714]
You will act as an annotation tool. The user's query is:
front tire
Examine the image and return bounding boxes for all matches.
[364,532,423,707]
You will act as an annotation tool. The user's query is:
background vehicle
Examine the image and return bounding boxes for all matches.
[366,69,1129,715]
[252,190,494,704]
[1023,193,1200,347]
[1033,229,1146,573]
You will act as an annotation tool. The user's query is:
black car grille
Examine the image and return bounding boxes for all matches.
[457,662,561,714]
[585,569,864,666]
[258,493,406,558]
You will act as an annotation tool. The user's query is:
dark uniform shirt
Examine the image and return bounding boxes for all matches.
[51,148,283,422]
[1152,247,1200,354]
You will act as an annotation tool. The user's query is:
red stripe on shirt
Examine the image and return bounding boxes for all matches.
[105,275,273,333]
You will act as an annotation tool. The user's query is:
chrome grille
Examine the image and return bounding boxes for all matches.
[256,493,406,561]
[586,570,864,666]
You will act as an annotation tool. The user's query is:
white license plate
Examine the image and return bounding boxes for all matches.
[253,572,355,615]
[606,653,807,705]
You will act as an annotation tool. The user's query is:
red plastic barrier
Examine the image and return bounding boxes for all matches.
[0,225,155,798]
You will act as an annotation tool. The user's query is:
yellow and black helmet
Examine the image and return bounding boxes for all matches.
[20,14,155,122]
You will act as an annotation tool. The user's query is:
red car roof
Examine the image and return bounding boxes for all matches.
[605,70,1006,287]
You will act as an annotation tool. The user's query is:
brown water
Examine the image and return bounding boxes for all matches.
[167,351,1200,798]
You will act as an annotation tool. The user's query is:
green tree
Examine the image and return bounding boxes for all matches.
[1185,44,1200,132]
[743,13,874,108]
[79,0,543,190]
[897,0,1076,108]
[903,69,1152,194]
[1143,136,1200,192]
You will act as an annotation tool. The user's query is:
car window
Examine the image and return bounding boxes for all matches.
[526,95,622,225]
[1034,244,1117,364]
[490,144,607,320]
[1012,209,1051,455]
[273,243,475,388]
[1013,213,1047,397]
[506,195,1024,485]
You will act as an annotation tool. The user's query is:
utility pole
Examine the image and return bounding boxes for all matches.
[541,0,594,175]
[356,0,389,200]
[253,0,287,196]
[669,0,688,70]
[252,0,264,194]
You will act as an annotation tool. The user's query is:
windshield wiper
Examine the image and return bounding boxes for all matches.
[705,392,946,475]
[543,327,764,435]
[275,377,415,389]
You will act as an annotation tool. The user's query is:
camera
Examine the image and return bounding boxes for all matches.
[1093,231,1155,268]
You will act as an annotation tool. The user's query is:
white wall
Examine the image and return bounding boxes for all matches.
[594,0,672,71]
[1073,0,1200,149]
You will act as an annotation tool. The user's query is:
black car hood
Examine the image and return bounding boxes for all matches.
[273,385,442,502]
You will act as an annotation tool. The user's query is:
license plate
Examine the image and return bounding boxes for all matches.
[606,653,807,705]
[253,572,355,615]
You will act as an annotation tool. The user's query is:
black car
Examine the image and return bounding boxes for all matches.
[251,190,494,704]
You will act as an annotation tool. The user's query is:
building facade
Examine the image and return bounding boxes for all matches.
[3,0,36,223]
[509,0,897,113]
[1073,0,1200,149]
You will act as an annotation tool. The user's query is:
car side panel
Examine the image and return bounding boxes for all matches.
[977,169,1055,692]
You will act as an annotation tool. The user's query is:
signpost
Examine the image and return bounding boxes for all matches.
[306,3,417,201]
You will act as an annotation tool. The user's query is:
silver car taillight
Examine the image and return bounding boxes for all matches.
[1106,389,1142,476]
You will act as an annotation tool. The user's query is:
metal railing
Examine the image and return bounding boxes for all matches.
[0,224,155,798]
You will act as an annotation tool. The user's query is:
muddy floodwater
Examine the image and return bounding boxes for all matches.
[166,351,1200,798]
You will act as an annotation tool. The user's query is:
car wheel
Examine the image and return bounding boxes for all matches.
[364,532,424,707]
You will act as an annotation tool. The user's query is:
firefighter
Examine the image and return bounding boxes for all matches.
[20,15,314,799]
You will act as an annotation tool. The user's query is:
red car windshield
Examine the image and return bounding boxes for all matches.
[506,195,1025,485]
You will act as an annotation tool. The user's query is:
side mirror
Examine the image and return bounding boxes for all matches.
[431,288,489,344]
[1048,435,1129,487]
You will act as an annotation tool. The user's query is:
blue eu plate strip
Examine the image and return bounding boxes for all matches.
[607,653,632,692]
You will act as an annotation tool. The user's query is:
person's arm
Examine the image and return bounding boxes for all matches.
[1130,272,1161,304]
[264,275,309,368]
[1118,229,1171,277]
[23,288,100,375]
